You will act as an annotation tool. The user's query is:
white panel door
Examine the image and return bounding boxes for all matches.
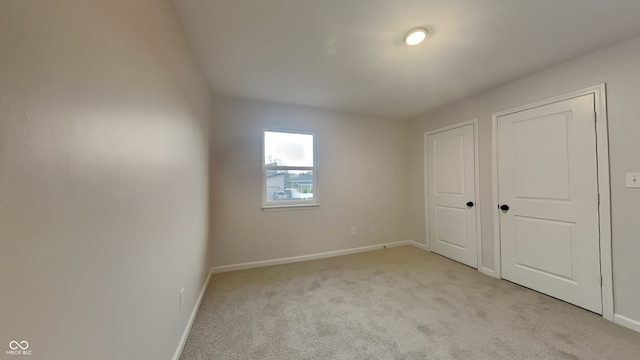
[497,94,602,313]
[426,123,477,268]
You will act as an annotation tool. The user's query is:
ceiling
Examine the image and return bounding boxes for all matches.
[173,0,640,119]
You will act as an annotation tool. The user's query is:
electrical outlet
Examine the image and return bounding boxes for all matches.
[351,227,356,235]
[626,172,640,188]
[370,225,375,232]
[180,287,184,310]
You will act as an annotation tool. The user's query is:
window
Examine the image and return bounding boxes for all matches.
[263,128,318,208]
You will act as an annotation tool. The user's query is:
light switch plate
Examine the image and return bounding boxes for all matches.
[626,172,640,188]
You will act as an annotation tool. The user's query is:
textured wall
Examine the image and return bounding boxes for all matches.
[0,1,212,359]
[407,35,640,326]
[209,95,408,267]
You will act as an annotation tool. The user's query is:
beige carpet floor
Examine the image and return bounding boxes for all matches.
[180,246,640,360]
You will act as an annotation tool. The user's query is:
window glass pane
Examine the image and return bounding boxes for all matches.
[264,131,314,167]
[266,170,314,203]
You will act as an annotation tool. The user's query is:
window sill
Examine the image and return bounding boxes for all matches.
[262,203,319,211]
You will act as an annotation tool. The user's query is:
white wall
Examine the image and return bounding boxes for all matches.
[209,96,408,267]
[0,1,212,359]
[407,35,640,326]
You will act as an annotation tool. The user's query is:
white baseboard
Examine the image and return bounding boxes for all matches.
[211,240,419,274]
[407,240,429,251]
[172,268,214,360]
[614,313,640,333]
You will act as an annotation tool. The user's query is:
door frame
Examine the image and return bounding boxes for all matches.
[491,84,613,320]
[424,119,482,269]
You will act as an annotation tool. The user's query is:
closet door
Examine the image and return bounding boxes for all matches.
[497,94,602,314]
[426,123,478,268]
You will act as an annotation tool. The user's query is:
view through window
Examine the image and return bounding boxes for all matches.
[263,129,318,208]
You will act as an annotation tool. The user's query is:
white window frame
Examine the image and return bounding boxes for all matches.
[262,128,319,209]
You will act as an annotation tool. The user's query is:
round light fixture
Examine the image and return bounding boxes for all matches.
[403,27,428,46]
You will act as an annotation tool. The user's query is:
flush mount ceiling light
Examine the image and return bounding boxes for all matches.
[403,27,428,46]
